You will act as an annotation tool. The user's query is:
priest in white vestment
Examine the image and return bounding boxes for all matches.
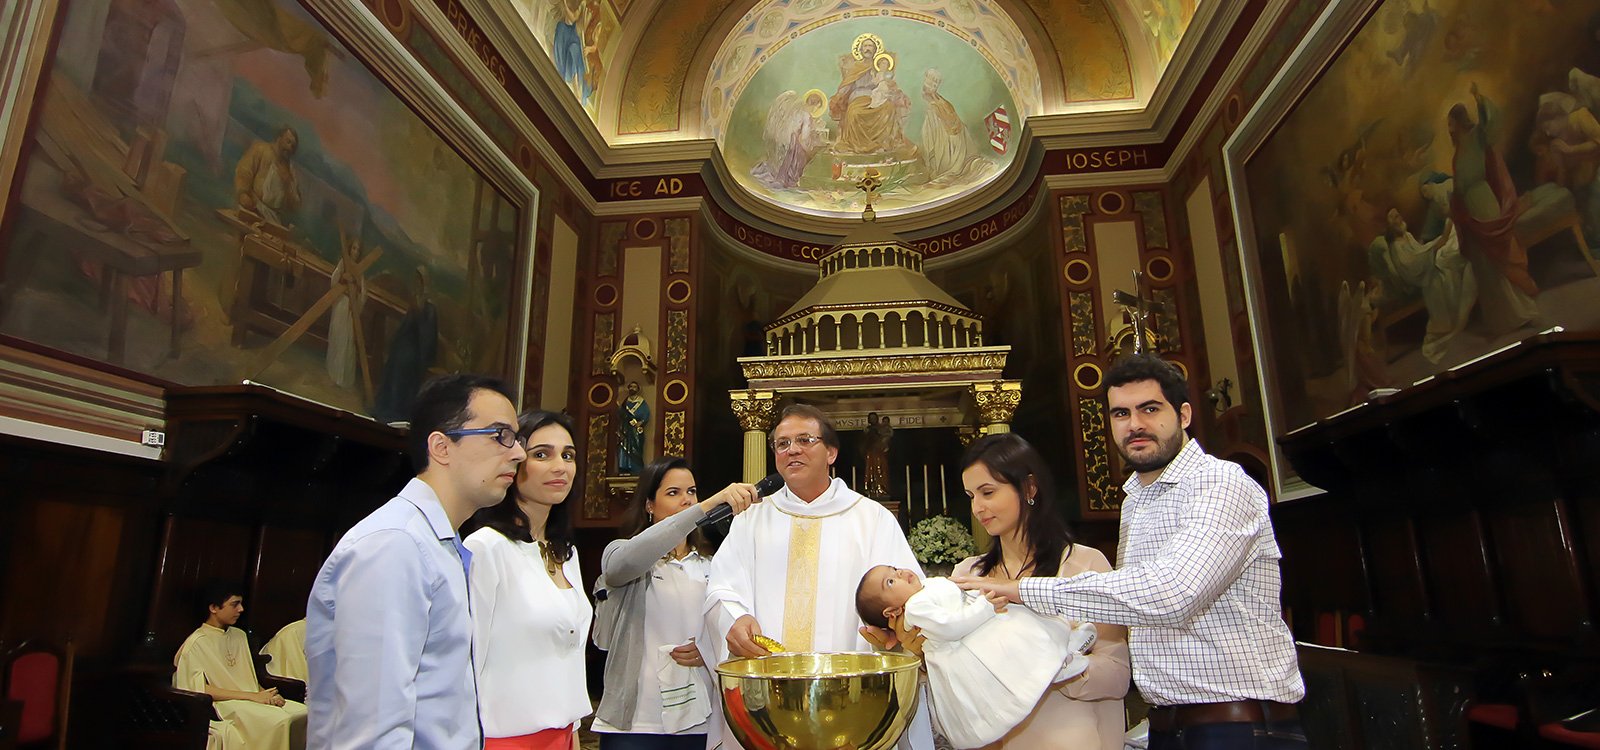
[174,583,308,750]
[704,404,935,750]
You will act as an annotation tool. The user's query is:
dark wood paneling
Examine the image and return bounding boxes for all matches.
[1485,498,1591,642]
[1275,335,1600,748]
[1415,509,1498,639]
[3,501,131,654]
[248,525,328,643]
[1297,645,1473,750]
[1274,499,1367,643]
[1362,517,1428,627]
[0,435,162,661]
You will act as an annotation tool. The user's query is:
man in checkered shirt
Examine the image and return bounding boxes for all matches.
[956,354,1306,749]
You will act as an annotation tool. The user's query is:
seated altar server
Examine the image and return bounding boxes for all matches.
[174,581,307,750]
[704,403,935,750]
[259,619,306,682]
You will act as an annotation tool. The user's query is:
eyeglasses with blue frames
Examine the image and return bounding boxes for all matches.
[442,426,527,450]
[770,434,825,452]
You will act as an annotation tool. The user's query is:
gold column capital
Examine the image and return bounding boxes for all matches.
[729,389,779,432]
[969,380,1023,425]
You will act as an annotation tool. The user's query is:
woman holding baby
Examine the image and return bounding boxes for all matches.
[956,432,1129,749]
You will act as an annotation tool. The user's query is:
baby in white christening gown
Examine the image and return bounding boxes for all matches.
[856,565,1097,749]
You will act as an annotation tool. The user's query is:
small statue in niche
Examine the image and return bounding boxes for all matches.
[617,380,650,475]
[1206,378,1235,413]
[862,412,894,499]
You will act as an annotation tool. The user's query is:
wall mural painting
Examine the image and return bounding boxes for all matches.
[513,0,620,119]
[1143,0,1199,64]
[0,0,526,422]
[1244,0,1600,430]
[723,20,1020,217]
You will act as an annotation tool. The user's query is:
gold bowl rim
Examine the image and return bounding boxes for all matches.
[714,650,923,680]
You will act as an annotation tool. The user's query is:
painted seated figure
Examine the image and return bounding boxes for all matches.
[174,581,308,750]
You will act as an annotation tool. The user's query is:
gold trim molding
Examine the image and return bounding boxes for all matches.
[740,350,1008,381]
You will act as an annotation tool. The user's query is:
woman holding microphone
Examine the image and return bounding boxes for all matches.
[591,457,760,750]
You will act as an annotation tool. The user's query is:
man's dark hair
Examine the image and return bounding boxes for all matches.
[406,373,518,473]
[461,410,580,565]
[198,579,244,620]
[1104,353,1190,411]
[855,566,890,629]
[771,403,840,450]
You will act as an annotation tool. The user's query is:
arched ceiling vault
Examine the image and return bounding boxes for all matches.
[482,0,1204,225]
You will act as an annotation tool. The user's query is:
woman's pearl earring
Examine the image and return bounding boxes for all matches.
[1027,496,1036,506]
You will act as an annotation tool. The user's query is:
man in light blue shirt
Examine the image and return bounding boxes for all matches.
[307,373,528,749]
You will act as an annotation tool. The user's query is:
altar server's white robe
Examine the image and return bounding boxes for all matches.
[703,478,935,750]
[259,620,306,682]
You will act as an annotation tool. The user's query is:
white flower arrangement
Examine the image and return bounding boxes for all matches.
[907,515,977,565]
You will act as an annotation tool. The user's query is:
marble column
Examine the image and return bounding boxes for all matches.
[729,389,778,483]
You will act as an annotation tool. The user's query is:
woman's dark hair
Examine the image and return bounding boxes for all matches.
[620,456,714,557]
[960,432,1073,578]
[462,410,579,563]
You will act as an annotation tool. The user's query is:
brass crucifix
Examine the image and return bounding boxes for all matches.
[857,168,884,222]
[1110,269,1171,355]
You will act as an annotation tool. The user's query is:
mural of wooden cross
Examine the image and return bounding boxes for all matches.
[247,229,382,393]
[1111,269,1171,355]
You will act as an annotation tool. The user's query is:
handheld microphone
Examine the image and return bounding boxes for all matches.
[696,473,783,528]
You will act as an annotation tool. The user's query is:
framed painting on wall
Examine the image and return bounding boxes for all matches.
[0,0,538,423]
[1226,0,1600,496]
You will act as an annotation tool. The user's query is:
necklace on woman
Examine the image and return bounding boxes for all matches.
[535,539,560,577]
[999,556,1034,580]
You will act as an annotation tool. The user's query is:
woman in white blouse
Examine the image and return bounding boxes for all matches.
[591,457,757,749]
[464,410,591,750]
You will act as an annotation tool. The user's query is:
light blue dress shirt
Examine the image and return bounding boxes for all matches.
[306,478,481,749]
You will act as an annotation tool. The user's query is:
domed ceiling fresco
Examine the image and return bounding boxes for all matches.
[720,18,1026,217]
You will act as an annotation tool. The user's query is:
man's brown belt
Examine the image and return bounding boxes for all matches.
[1146,700,1300,731]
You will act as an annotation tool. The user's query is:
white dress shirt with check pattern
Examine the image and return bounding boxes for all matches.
[1019,439,1305,707]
